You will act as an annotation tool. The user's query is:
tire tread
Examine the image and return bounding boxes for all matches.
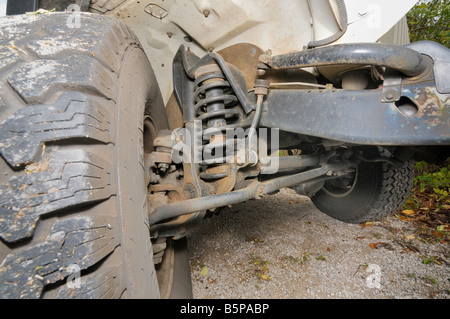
[0,13,154,298]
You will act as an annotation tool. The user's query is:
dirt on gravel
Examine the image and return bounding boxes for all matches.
[187,188,450,299]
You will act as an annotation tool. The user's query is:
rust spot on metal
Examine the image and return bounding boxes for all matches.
[412,87,449,127]
[417,91,428,106]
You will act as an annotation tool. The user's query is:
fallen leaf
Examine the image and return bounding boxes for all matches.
[422,256,443,266]
[315,254,327,261]
[200,266,208,277]
[247,236,264,243]
[432,231,444,239]
[402,209,416,216]
[26,8,55,14]
[405,235,415,240]
[361,222,374,227]
[429,291,439,298]
[386,226,400,234]
[369,242,393,250]
[423,276,438,284]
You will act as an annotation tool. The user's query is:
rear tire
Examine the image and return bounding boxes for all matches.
[311,149,414,224]
[0,13,188,298]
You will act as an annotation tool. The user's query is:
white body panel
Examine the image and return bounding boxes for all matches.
[98,0,418,104]
[0,0,7,16]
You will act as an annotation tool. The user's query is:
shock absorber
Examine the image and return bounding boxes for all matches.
[193,63,241,179]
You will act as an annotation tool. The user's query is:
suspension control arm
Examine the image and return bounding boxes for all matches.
[149,165,337,225]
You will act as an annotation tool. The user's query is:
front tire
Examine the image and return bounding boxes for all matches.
[0,13,185,298]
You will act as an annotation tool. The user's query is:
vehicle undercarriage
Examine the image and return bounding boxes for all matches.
[0,0,448,299]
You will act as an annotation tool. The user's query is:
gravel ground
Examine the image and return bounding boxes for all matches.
[187,188,450,299]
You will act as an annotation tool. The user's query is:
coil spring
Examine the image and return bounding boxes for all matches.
[193,64,242,175]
